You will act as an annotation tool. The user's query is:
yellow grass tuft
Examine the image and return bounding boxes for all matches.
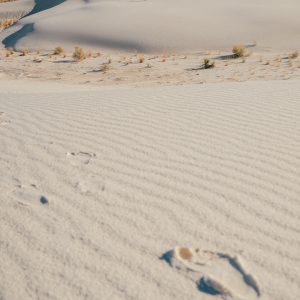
[73,47,86,61]
[20,48,29,56]
[203,58,215,69]
[4,47,13,57]
[0,18,17,30]
[53,46,64,55]
[232,45,246,58]
[138,55,145,63]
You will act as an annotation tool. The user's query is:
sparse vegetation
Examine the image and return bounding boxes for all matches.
[4,47,13,57]
[232,45,246,58]
[289,50,298,59]
[53,46,64,55]
[203,58,215,69]
[0,0,17,3]
[73,47,86,61]
[0,18,17,30]
[138,55,145,63]
[20,48,29,56]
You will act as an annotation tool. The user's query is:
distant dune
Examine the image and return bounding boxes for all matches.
[1,0,300,52]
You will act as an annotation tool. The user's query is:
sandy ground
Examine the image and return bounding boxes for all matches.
[1,79,300,300]
[0,48,300,87]
[1,1,300,300]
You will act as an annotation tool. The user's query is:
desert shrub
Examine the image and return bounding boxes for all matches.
[289,50,299,59]
[232,45,246,58]
[0,18,16,29]
[20,48,28,56]
[138,55,144,63]
[4,47,13,57]
[73,47,86,61]
[53,46,64,55]
[203,58,215,69]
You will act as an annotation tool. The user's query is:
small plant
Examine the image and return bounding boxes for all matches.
[73,47,86,61]
[4,47,13,57]
[138,55,144,63]
[232,45,246,58]
[0,18,16,30]
[203,58,215,69]
[53,46,64,55]
[20,48,28,56]
[289,50,298,59]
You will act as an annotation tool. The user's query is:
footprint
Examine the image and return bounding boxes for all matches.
[12,179,47,206]
[161,247,260,299]
[66,151,96,166]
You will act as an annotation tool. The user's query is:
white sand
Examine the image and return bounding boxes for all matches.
[1,0,300,52]
[1,79,300,300]
[1,1,300,299]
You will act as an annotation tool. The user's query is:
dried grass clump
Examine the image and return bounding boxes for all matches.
[73,47,86,61]
[20,48,29,56]
[53,46,64,55]
[4,47,13,57]
[203,58,215,69]
[232,45,246,58]
[138,55,145,63]
[289,50,299,59]
[0,0,17,3]
[0,18,17,30]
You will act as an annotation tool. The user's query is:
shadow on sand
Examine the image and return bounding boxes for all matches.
[2,0,66,48]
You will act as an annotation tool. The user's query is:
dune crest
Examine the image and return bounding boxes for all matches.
[1,0,300,51]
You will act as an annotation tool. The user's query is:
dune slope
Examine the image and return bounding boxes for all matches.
[0,79,300,300]
[1,0,300,51]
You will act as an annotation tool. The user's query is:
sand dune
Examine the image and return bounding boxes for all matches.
[1,79,300,300]
[0,0,33,23]
[1,0,300,51]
